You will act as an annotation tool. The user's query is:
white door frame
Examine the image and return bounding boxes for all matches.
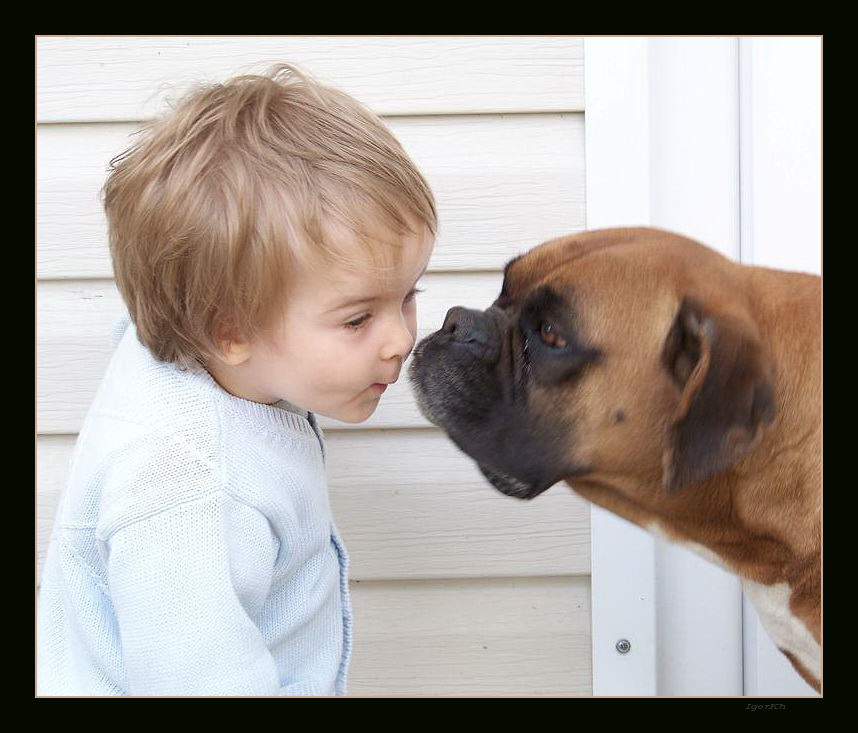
[737,36,821,696]
[584,36,821,696]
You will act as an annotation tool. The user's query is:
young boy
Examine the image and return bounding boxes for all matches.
[37,65,437,696]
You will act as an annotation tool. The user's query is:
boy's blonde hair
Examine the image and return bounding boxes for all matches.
[103,64,437,368]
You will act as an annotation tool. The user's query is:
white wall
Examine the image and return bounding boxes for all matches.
[585,36,821,697]
[36,36,592,696]
[739,36,821,696]
[36,35,821,697]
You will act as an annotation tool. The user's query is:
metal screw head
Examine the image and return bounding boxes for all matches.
[615,638,631,654]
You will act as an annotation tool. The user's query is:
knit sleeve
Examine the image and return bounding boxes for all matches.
[106,492,283,695]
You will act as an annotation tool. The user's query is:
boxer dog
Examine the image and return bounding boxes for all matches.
[409,227,821,692]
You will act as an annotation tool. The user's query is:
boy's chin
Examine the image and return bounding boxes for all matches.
[325,396,382,425]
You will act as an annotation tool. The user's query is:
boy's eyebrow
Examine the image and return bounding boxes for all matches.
[325,266,429,314]
[324,294,378,314]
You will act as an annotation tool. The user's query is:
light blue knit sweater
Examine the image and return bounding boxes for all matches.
[37,325,352,696]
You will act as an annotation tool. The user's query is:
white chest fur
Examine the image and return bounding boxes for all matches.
[742,579,820,683]
[646,523,820,684]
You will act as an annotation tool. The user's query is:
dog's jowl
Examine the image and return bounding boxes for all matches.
[410,227,821,692]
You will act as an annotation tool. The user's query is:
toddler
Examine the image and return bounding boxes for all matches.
[37,64,437,696]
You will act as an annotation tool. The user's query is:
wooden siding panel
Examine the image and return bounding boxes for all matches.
[395,113,585,272]
[36,37,591,696]
[36,123,129,279]
[36,274,507,434]
[328,430,590,580]
[37,36,583,122]
[37,432,591,583]
[348,576,592,696]
[37,113,585,279]
[36,280,127,434]
[36,435,71,585]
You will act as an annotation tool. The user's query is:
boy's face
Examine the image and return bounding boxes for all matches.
[218,227,435,424]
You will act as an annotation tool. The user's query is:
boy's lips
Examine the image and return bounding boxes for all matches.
[371,377,398,393]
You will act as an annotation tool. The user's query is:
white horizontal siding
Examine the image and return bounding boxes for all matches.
[36,36,590,696]
[37,36,584,121]
[349,576,592,696]
[37,114,585,279]
[36,274,508,434]
[38,431,590,583]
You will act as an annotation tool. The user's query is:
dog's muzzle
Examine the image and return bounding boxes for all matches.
[479,465,546,499]
[438,306,503,365]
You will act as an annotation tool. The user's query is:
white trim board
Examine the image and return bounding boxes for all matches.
[584,36,820,696]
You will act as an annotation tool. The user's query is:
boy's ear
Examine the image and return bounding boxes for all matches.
[216,324,253,366]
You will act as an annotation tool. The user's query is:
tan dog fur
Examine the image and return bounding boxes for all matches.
[410,227,821,691]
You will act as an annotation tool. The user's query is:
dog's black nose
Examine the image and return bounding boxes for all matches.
[441,307,500,363]
[442,307,488,343]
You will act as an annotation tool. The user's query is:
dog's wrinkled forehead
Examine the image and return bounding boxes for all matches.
[498,241,577,304]
[499,231,633,305]
[500,231,704,324]
[495,255,529,306]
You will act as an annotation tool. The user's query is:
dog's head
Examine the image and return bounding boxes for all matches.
[409,228,776,499]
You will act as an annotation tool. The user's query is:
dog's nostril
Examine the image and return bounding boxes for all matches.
[442,307,475,341]
[439,307,500,364]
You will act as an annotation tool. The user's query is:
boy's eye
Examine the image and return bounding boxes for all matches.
[404,287,423,304]
[343,289,422,330]
[344,313,371,330]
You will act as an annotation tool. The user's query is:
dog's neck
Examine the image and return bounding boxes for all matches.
[567,464,821,686]
[568,464,816,592]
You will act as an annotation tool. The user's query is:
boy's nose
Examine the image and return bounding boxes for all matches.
[382,318,416,362]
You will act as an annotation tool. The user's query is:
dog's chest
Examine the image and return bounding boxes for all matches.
[647,524,820,683]
[742,579,820,683]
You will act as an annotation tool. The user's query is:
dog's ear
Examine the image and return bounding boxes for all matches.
[661,297,776,492]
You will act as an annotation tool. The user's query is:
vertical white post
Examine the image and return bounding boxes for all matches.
[585,36,747,695]
[738,36,821,696]
[648,36,745,696]
[738,36,822,274]
[585,36,658,696]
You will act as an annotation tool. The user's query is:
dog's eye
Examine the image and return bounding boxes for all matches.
[539,323,568,349]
